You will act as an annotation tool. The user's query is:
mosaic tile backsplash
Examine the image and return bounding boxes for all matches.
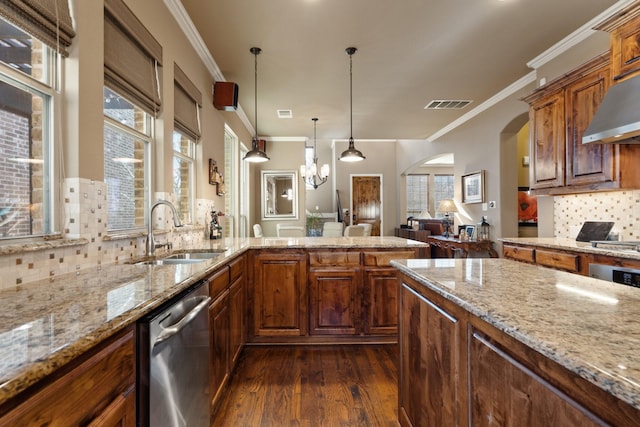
[0,178,214,290]
[554,190,640,240]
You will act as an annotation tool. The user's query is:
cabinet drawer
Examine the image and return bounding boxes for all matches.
[309,251,360,267]
[536,249,580,273]
[363,251,415,267]
[503,245,535,263]
[209,267,230,299]
[229,256,245,282]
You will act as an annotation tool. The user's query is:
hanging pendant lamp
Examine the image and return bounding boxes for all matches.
[244,47,270,163]
[340,47,365,162]
[300,117,330,189]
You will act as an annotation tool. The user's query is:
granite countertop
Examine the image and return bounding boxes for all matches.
[391,257,640,411]
[0,236,424,407]
[501,237,640,261]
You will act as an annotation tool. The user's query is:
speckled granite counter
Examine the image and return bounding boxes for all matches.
[391,257,640,411]
[501,237,640,261]
[0,236,424,406]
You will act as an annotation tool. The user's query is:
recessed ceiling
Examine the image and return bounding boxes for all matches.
[177,0,620,142]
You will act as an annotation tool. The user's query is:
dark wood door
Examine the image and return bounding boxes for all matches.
[352,175,381,235]
[565,58,614,187]
[209,290,230,410]
[529,90,565,190]
[251,251,307,337]
[309,267,361,335]
[363,268,398,335]
[399,283,461,427]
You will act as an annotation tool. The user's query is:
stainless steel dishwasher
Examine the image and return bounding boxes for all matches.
[138,281,211,427]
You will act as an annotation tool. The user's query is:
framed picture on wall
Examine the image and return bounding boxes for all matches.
[462,170,484,204]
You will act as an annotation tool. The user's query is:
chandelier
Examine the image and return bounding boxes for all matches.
[300,117,329,189]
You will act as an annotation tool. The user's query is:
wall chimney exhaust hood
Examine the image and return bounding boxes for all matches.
[582,75,640,144]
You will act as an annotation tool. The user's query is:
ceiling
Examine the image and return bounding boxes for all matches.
[178,0,621,143]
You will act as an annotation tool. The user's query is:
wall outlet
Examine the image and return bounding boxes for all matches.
[482,203,488,211]
[489,201,496,209]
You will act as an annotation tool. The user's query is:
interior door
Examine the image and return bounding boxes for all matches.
[351,175,382,236]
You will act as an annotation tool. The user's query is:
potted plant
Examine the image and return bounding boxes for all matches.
[306,211,323,236]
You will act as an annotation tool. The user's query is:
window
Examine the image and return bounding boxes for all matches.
[103,86,152,231]
[0,17,58,239]
[172,131,195,224]
[406,175,428,217]
[434,174,454,218]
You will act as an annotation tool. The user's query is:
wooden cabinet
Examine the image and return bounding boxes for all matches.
[209,288,230,410]
[468,329,604,426]
[363,251,415,335]
[598,4,640,82]
[208,267,230,412]
[308,251,361,335]
[399,282,462,427]
[249,250,307,338]
[0,327,136,426]
[398,273,640,426]
[528,88,565,190]
[228,255,245,367]
[523,54,640,195]
[208,255,247,413]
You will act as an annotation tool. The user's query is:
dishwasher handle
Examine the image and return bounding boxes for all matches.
[154,296,211,347]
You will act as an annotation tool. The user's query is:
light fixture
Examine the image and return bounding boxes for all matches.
[437,199,458,238]
[300,117,330,189]
[340,47,365,162]
[243,47,270,163]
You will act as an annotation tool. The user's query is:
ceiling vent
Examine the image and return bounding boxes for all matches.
[424,100,472,110]
[277,109,293,119]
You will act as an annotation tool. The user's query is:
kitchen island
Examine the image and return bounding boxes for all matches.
[0,236,424,423]
[392,257,640,426]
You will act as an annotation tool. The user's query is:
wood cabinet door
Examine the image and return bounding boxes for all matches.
[363,268,398,335]
[309,268,361,335]
[610,12,640,82]
[399,283,461,427]
[468,330,604,426]
[529,90,565,190]
[565,59,615,187]
[209,291,230,409]
[252,252,307,337]
[229,274,245,368]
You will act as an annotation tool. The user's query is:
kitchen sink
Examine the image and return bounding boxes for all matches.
[135,258,207,265]
[132,249,227,265]
[166,250,226,260]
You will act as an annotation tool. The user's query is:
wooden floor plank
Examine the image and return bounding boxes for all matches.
[213,345,399,426]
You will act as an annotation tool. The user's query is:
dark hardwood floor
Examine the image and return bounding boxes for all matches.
[212,344,400,426]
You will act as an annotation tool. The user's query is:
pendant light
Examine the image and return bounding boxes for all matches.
[300,117,330,189]
[243,47,270,163]
[340,47,365,162]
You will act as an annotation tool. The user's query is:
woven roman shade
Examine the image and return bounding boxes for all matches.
[174,63,202,141]
[0,0,75,56]
[104,0,162,115]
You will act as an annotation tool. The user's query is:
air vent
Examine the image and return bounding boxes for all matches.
[424,100,472,110]
[277,109,293,119]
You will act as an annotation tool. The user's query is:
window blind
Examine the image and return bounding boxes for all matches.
[104,0,162,115]
[0,0,75,56]
[174,63,202,141]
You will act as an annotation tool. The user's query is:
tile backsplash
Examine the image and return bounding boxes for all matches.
[554,190,640,240]
[0,178,213,290]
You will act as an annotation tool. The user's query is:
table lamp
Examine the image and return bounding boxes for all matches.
[437,199,458,238]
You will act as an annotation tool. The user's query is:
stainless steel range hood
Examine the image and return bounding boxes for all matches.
[582,75,640,144]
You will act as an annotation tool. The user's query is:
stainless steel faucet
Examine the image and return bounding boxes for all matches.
[147,200,182,257]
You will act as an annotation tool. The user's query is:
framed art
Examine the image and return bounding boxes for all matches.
[462,170,484,204]
[209,159,225,195]
[465,225,476,240]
